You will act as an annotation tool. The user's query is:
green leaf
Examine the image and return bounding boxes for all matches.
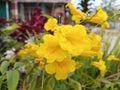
[0,75,6,89]
[3,23,19,32]
[69,78,82,90]
[42,14,54,19]
[47,78,55,89]
[0,76,3,88]
[115,81,120,85]
[44,77,55,90]
[14,62,24,69]
[7,70,20,90]
[28,77,37,90]
[0,61,10,74]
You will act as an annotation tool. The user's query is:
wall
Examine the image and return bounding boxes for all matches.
[0,1,6,19]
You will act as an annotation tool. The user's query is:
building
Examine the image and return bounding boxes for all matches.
[0,0,71,21]
[0,0,10,20]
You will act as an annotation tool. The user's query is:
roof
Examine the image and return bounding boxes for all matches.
[17,0,71,3]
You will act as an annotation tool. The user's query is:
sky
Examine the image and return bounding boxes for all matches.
[71,0,120,11]
[71,0,80,8]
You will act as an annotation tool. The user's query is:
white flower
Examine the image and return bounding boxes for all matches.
[4,48,15,59]
[18,66,26,73]
[24,37,35,44]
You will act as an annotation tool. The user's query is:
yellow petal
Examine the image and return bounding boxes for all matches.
[40,34,70,63]
[107,55,119,61]
[45,63,56,74]
[45,58,76,80]
[44,18,58,31]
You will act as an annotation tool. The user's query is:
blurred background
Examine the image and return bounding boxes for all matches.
[0,0,120,26]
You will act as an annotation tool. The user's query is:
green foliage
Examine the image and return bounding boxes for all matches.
[0,3,120,90]
[42,14,54,19]
[69,78,82,90]
[14,62,24,69]
[43,77,55,90]
[0,61,10,74]
[7,70,20,90]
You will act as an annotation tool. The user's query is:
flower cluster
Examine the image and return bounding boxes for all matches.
[0,2,120,90]
[66,3,109,28]
[18,44,40,59]
[17,3,111,80]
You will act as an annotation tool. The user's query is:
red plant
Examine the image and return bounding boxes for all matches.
[10,6,48,42]
[0,18,6,28]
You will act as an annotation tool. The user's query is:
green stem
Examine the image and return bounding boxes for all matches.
[111,83,114,90]
[41,70,45,89]
[105,71,120,80]
[22,64,37,89]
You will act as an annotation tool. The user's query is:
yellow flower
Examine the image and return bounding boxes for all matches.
[17,50,27,59]
[45,58,76,80]
[72,14,86,23]
[101,21,110,28]
[66,3,81,15]
[66,3,86,23]
[44,18,58,31]
[18,44,40,58]
[81,51,97,57]
[89,32,102,42]
[89,32,102,52]
[91,60,106,75]
[89,7,109,28]
[107,55,119,61]
[55,25,91,56]
[81,32,102,57]
[38,34,70,63]
[97,51,104,59]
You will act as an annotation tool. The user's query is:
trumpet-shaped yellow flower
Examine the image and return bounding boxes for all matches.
[89,32,102,52]
[91,60,106,75]
[44,18,58,31]
[66,3,86,23]
[66,3,81,15]
[38,34,70,63]
[89,7,109,28]
[55,25,91,56]
[45,58,76,80]
[72,15,86,23]
[107,55,119,61]
[81,32,102,57]
[18,44,40,58]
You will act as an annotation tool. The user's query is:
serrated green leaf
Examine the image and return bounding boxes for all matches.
[0,61,10,74]
[7,70,20,90]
